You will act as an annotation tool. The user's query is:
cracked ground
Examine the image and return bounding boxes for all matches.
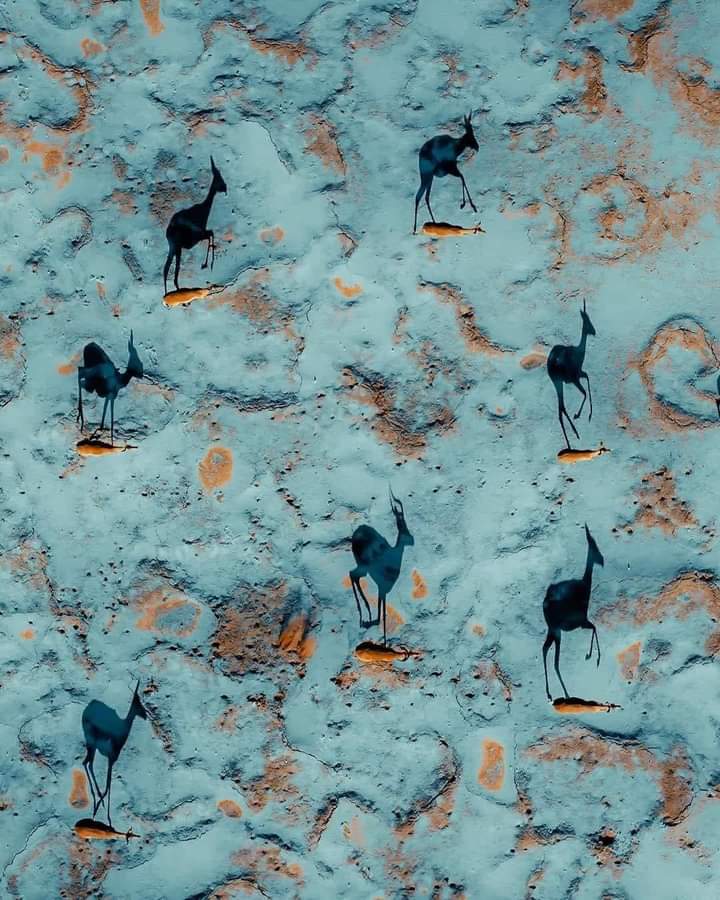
[2,0,720,898]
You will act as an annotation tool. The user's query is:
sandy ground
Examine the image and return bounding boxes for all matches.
[1,1,720,897]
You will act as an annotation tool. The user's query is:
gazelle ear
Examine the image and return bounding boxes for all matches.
[128,330,134,350]
[583,299,587,313]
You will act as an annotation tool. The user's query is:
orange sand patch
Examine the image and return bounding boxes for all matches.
[96,282,106,300]
[260,226,284,243]
[80,38,104,57]
[574,0,634,21]
[111,190,137,215]
[418,281,512,355]
[215,705,240,732]
[527,729,693,824]
[69,769,89,808]
[343,815,365,846]
[139,0,164,36]
[478,739,505,791]
[472,623,486,636]
[279,614,316,661]
[627,319,720,431]
[218,799,243,818]
[557,49,608,117]
[617,641,641,680]
[132,586,201,638]
[333,277,362,299]
[630,468,697,535]
[520,349,547,369]
[198,446,233,492]
[0,316,20,360]
[411,570,427,599]
[19,629,35,640]
[57,352,81,375]
[0,147,8,163]
[304,114,345,174]
[598,571,720,656]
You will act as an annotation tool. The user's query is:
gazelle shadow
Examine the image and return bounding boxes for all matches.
[546,300,597,450]
[164,157,227,295]
[542,525,604,702]
[349,489,415,646]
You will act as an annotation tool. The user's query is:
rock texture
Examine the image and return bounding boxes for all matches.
[2,1,720,897]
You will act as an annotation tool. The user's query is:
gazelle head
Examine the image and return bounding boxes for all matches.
[389,488,414,546]
[584,524,604,567]
[131,681,148,720]
[125,330,144,379]
[580,299,596,337]
[210,156,227,194]
[463,112,479,152]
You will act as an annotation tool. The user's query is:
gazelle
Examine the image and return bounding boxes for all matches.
[163,156,227,294]
[349,489,415,646]
[542,525,604,701]
[77,331,143,444]
[546,299,596,449]
[81,682,148,827]
[413,112,479,234]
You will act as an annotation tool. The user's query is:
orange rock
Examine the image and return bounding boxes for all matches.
[617,641,641,681]
[411,570,428,599]
[19,628,35,640]
[333,277,362,299]
[217,799,242,818]
[139,0,164,36]
[198,446,233,491]
[69,769,89,808]
[477,739,505,791]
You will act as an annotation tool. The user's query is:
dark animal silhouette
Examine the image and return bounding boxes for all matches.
[163,157,227,294]
[82,682,148,827]
[414,113,479,234]
[349,490,414,645]
[542,525,604,701]
[77,331,143,444]
[546,300,596,449]
[716,373,720,418]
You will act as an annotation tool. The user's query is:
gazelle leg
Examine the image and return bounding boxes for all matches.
[425,181,435,224]
[573,379,587,420]
[83,750,99,814]
[102,761,113,828]
[202,230,212,269]
[100,397,109,432]
[542,633,553,700]
[350,575,368,627]
[582,620,601,666]
[554,635,570,698]
[211,231,216,270]
[163,244,174,295]
[380,594,387,646]
[87,757,105,814]
[581,371,593,421]
[174,248,181,291]
[77,370,84,430]
[414,177,431,234]
[110,397,115,446]
[350,568,372,623]
[459,174,477,213]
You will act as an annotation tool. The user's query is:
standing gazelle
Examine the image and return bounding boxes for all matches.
[77,331,143,444]
[542,525,604,701]
[546,300,597,450]
[349,490,415,646]
[81,682,148,827]
[413,113,480,234]
[163,157,227,294]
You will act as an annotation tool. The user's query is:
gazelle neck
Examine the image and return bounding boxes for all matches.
[120,369,134,387]
[455,133,471,157]
[577,327,589,360]
[582,550,595,590]
[199,183,217,222]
